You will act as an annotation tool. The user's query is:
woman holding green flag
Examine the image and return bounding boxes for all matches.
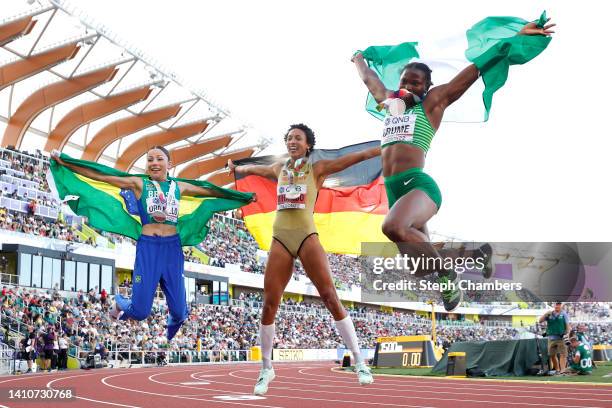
[352,14,555,311]
[50,146,253,340]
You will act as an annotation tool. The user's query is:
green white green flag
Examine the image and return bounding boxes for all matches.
[361,11,552,122]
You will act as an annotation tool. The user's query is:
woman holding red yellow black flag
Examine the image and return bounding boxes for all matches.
[352,12,555,312]
[50,146,254,341]
[228,124,380,395]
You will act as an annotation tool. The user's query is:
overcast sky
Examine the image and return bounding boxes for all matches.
[15,1,612,241]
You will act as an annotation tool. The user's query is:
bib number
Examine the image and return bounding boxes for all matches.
[277,184,307,210]
[381,113,416,146]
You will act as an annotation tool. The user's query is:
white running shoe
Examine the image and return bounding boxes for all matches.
[109,301,123,320]
[355,362,374,385]
[253,367,275,395]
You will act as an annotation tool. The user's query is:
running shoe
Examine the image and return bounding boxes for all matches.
[355,362,374,385]
[437,271,462,312]
[253,367,275,395]
[477,243,494,279]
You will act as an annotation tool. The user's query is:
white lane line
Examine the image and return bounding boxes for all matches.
[151,369,436,408]
[220,368,607,408]
[297,366,612,396]
[100,371,283,408]
[47,373,142,408]
[324,367,612,391]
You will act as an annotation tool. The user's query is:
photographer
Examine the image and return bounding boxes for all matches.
[567,336,593,375]
[539,302,570,374]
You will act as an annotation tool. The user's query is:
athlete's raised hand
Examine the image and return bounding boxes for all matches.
[50,149,65,165]
[519,18,555,36]
[227,159,237,174]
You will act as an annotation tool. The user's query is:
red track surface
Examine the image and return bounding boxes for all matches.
[1,362,612,408]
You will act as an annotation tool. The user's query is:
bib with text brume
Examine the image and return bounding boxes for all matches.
[381,113,416,146]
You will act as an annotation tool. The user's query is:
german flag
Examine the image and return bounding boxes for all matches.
[234,141,390,255]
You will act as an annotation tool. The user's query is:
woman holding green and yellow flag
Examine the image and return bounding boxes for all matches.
[50,146,253,340]
[352,12,555,312]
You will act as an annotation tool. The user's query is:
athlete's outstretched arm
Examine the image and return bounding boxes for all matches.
[178,182,225,198]
[352,53,393,104]
[314,146,381,186]
[227,159,281,180]
[429,18,556,112]
[51,150,141,193]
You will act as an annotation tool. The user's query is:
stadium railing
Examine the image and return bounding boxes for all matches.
[0,341,16,375]
[0,272,18,285]
[92,348,252,366]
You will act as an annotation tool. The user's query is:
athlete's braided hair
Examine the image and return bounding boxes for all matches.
[284,124,316,155]
[402,62,433,87]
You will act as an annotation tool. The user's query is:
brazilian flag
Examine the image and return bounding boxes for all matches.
[49,153,253,246]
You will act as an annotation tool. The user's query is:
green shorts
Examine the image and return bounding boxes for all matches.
[384,168,442,209]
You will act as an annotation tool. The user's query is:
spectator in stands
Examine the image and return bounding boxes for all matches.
[58,333,69,370]
[27,199,37,216]
[41,324,56,372]
[22,326,36,373]
[100,288,108,305]
[539,302,570,374]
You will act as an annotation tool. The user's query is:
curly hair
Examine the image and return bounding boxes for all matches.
[284,124,316,155]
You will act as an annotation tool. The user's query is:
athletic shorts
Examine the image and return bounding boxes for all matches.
[548,339,567,356]
[44,349,54,359]
[384,167,442,209]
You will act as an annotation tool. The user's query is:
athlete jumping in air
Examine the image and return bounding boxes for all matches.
[52,146,253,340]
[352,17,555,311]
[228,124,380,395]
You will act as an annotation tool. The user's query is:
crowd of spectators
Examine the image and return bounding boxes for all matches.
[0,148,50,191]
[1,284,612,374]
[200,218,264,273]
[0,207,82,242]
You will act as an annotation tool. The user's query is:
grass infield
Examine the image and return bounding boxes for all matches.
[365,362,612,384]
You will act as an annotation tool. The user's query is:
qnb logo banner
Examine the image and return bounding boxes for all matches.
[359,242,612,303]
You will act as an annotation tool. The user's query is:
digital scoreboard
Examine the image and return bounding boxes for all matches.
[373,335,437,368]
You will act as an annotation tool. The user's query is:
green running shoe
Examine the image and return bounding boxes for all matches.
[437,272,462,312]
[477,243,493,279]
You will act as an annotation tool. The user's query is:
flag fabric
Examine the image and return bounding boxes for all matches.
[49,153,253,246]
[360,11,551,122]
[234,141,389,255]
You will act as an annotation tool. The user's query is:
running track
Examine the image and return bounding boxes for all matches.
[1,362,611,408]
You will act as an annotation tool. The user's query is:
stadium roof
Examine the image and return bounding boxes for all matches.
[0,0,263,183]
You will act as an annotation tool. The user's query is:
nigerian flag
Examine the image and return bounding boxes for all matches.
[361,11,552,122]
[48,153,253,246]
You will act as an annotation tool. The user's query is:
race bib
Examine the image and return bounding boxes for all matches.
[381,113,416,146]
[277,184,307,210]
[146,181,179,223]
[146,196,167,223]
[164,194,179,223]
